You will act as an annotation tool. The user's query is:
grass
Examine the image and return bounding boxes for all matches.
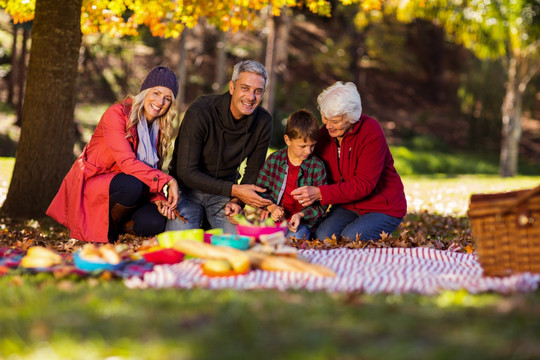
[1,275,539,360]
[1,146,540,359]
[0,175,539,359]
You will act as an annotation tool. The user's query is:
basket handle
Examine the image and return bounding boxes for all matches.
[499,184,540,216]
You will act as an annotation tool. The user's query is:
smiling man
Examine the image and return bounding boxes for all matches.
[167,60,273,232]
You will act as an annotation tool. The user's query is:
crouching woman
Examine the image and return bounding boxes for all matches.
[291,81,407,241]
[47,66,180,243]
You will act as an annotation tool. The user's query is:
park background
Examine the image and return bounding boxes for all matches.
[1,0,540,216]
[0,0,540,359]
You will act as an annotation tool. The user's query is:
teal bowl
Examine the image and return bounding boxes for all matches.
[73,251,123,272]
[210,234,251,250]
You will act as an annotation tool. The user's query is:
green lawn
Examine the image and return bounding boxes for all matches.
[1,157,540,359]
[1,275,539,360]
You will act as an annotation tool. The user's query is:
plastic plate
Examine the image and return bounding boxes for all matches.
[73,251,123,272]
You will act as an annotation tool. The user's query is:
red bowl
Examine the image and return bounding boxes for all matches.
[236,224,287,239]
[143,248,185,265]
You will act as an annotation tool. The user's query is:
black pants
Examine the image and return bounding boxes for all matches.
[109,173,166,236]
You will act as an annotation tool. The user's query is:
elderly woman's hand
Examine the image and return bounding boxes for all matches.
[290,186,322,207]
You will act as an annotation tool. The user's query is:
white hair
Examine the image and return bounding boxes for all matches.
[317,82,362,123]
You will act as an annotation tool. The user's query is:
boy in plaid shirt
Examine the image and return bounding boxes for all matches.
[256,109,327,239]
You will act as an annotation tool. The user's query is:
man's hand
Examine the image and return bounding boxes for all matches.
[231,184,273,208]
[224,200,243,224]
[290,186,322,207]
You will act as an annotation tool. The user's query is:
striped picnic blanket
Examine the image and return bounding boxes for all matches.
[124,247,540,294]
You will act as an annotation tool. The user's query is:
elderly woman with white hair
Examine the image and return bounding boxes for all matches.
[291,81,406,241]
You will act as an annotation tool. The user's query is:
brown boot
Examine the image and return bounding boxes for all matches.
[108,203,136,243]
[122,219,136,236]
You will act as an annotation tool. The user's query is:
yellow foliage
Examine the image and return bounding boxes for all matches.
[0,0,381,37]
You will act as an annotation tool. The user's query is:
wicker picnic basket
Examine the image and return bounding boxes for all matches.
[467,185,540,277]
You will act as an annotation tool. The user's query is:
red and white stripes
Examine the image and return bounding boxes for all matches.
[124,248,540,294]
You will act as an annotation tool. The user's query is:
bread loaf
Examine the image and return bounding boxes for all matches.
[246,251,335,277]
[173,240,250,273]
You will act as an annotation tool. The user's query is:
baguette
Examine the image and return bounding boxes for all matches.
[173,240,250,273]
[246,251,335,277]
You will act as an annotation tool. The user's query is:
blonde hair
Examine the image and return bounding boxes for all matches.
[126,89,177,168]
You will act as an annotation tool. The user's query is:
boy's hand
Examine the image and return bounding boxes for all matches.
[288,213,303,232]
[268,204,285,222]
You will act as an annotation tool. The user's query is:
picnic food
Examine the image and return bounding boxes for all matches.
[246,251,336,277]
[173,239,334,277]
[203,259,232,272]
[173,239,251,273]
[201,259,247,276]
[79,243,121,265]
[233,213,285,227]
[99,244,122,265]
[21,246,62,268]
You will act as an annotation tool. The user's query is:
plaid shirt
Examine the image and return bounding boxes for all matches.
[256,148,327,230]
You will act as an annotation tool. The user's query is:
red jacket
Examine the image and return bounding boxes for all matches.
[46,100,172,243]
[315,114,406,218]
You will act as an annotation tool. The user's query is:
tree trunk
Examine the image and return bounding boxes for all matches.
[1,0,83,219]
[499,56,523,177]
[263,11,291,116]
[263,13,276,115]
[7,23,18,106]
[177,28,189,114]
[213,30,227,92]
[15,27,30,127]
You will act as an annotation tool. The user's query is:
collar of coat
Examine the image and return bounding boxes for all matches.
[274,147,312,174]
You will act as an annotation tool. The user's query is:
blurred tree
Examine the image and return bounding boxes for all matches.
[392,0,540,177]
[1,0,82,218]
[6,21,17,106]
[0,0,383,218]
[263,9,292,116]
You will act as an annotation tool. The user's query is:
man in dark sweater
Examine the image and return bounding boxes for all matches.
[166,60,273,232]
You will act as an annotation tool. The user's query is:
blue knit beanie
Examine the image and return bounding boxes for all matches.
[140,66,179,98]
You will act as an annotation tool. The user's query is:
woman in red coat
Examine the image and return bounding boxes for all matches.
[47,66,180,243]
[291,81,407,241]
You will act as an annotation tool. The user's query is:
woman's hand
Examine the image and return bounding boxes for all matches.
[290,186,322,207]
[156,200,177,220]
[166,177,179,209]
